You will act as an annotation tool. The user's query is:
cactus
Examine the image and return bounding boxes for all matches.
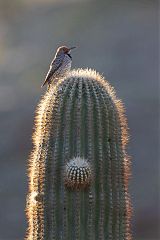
[26,69,132,240]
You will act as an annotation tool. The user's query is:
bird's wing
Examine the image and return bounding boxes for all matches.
[41,57,63,87]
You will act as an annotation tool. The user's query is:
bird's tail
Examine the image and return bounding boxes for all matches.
[41,71,52,88]
[41,82,45,88]
[41,80,47,88]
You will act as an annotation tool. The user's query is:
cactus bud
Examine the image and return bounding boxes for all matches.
[64,157,92,190]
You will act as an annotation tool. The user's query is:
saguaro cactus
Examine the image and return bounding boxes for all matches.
[26,69,132,240]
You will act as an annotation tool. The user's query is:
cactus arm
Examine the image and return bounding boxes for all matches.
[26,69,131,240]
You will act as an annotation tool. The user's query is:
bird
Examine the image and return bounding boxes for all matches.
[41,46,76,88]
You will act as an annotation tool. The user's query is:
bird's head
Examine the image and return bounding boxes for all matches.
[57,46,76,55]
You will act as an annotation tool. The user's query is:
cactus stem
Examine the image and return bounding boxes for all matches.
[26,69,131,240]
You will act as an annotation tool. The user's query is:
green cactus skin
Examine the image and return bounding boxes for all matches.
[26,69,132,240]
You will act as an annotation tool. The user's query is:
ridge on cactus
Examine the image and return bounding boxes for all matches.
[26,68,132,240]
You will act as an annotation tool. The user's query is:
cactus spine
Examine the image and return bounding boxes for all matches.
[26,69,132,240]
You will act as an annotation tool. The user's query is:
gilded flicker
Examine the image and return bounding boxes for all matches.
[41,46,76,88]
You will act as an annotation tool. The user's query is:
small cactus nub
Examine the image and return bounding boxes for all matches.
[64,157,92,190]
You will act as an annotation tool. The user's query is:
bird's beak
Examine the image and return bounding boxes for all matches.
[69,46,77,50]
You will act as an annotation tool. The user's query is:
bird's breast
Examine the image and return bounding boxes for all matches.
[61,54,72,70]
[53,54,72,79]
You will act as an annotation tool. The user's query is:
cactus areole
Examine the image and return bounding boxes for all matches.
[26,69,132,240]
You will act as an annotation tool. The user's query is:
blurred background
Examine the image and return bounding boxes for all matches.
[0,0,159,239]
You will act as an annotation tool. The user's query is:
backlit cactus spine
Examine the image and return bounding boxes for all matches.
[26,69,132,240]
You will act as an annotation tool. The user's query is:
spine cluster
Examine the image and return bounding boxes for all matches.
[64,157,92,190]
[26,69,132,240]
